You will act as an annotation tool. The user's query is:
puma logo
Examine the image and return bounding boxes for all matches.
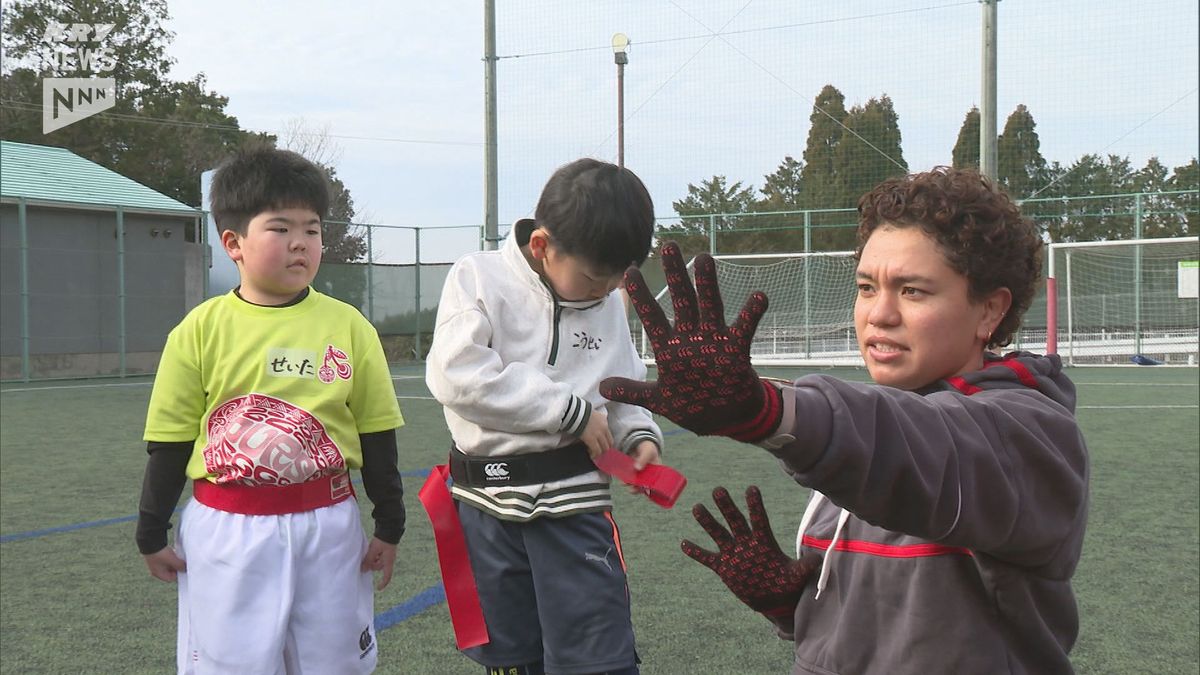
[585,547,614,571]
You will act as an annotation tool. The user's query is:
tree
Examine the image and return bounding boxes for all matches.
[1,0,268,206]
[996,104,1049,201]
[744,156,808,253]
[833,95,906,206]
[1167,158,1198,236]
[673,176,756,228]
[118,74,267,205]
[670,176,756,256]
[759,155,804,210]
[1131,157,1185,238]
[321,167,368,263]
[951,107,981,170]
[2,0,174,100]
[826,95,907,250]
[1048,154,1137,241]
[799,85,847,210]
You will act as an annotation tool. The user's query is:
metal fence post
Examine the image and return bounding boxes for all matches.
[804,210,812,358]
[415,227,423,360]
[709,215,716,255]
[116,206,127,377]
[1133,193,1143,357]
[366,222,375,323]
[18,198,29,382]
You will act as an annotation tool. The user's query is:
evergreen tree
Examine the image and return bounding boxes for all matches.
[1052,154,1137,241]
[952,107,981,170]
[799,85,847,210]
[996,104,1048,200]
[1132,157,1182,238]
[671,176,756,256]
[759,155,804,210]
[833,95,906,207]
[1167,158,1198,236]
[737,156,807,253]
[672,176,756,230]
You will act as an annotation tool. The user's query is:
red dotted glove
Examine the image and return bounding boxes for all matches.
[600,241,783,441]
[681,486,821,618]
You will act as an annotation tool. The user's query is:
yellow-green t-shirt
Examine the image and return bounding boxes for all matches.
[144,289,404,484]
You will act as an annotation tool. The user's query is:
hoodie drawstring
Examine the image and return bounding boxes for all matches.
[796,492,851,600]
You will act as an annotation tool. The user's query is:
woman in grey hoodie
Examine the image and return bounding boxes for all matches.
[602,167,1089,674]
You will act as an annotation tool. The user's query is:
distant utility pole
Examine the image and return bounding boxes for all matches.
[980,0,999,180]
[483,0,499,250]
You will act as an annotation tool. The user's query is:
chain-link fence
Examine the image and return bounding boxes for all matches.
[3,190,1194,381]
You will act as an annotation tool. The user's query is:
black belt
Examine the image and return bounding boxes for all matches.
[448,442,596,487]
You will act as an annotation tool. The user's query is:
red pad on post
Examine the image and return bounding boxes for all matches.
[593,449,688,508]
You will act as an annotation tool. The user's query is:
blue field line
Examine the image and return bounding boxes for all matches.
[375,583,446,631]
[3,447,683,631]
[0,514,139,543]
[0,468,433,544]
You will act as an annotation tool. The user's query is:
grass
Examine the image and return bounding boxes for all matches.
[1,365,1197,673]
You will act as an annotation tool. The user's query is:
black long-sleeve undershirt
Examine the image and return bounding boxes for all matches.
[135,430,405,555]
[358,428,406,544]
[135,441,191,555]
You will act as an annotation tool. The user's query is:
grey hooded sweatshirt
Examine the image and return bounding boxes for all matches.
[761,352,1089,674]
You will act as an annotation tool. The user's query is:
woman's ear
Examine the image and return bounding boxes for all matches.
[977,286,1013,343]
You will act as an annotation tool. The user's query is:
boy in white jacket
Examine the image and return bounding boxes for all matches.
[426,158,662,675]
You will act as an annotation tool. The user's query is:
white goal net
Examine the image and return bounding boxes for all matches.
[1048,237,1200,366]
[634,252,862,366]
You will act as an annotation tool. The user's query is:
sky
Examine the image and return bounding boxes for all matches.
[155,1,1199,262]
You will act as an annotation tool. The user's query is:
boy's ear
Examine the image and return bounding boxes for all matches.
[220,229,244,263]
[528,227,551,261]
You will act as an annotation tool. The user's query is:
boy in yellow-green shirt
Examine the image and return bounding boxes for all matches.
[136,147,404,673]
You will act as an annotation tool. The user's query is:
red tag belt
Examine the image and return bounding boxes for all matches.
[592,448,688,509]
[418,451,687,649]
[417,465,489,649]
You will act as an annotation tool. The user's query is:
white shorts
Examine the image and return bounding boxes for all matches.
[175,498,377,674]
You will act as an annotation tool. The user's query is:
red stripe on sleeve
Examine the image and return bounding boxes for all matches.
[802,535,973,558]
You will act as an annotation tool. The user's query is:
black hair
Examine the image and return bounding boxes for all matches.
[534,158,655,272]
[209,146,330,235]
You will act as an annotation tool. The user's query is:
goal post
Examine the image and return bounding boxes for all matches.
[634,251,863,367]
[1047,236,1200,366]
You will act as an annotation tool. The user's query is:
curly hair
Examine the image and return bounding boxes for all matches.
[855,167,1043,348]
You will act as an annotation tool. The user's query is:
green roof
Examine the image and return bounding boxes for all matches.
[0,140,198,215]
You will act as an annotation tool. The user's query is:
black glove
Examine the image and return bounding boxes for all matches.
[600,241,782,442]
[681,486,820,618]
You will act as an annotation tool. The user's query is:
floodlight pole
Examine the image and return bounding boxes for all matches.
[483,0,499,250]
[980,0,999,179]
[613,34,629,168]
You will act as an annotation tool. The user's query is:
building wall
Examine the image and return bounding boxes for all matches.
[0,203,203,379]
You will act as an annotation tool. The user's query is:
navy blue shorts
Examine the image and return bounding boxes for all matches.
[456,502,638,674]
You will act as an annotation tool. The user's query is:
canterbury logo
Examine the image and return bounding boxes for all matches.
[484,462,509,479]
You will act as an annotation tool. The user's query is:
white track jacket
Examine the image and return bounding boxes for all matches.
[426,222,662,520]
